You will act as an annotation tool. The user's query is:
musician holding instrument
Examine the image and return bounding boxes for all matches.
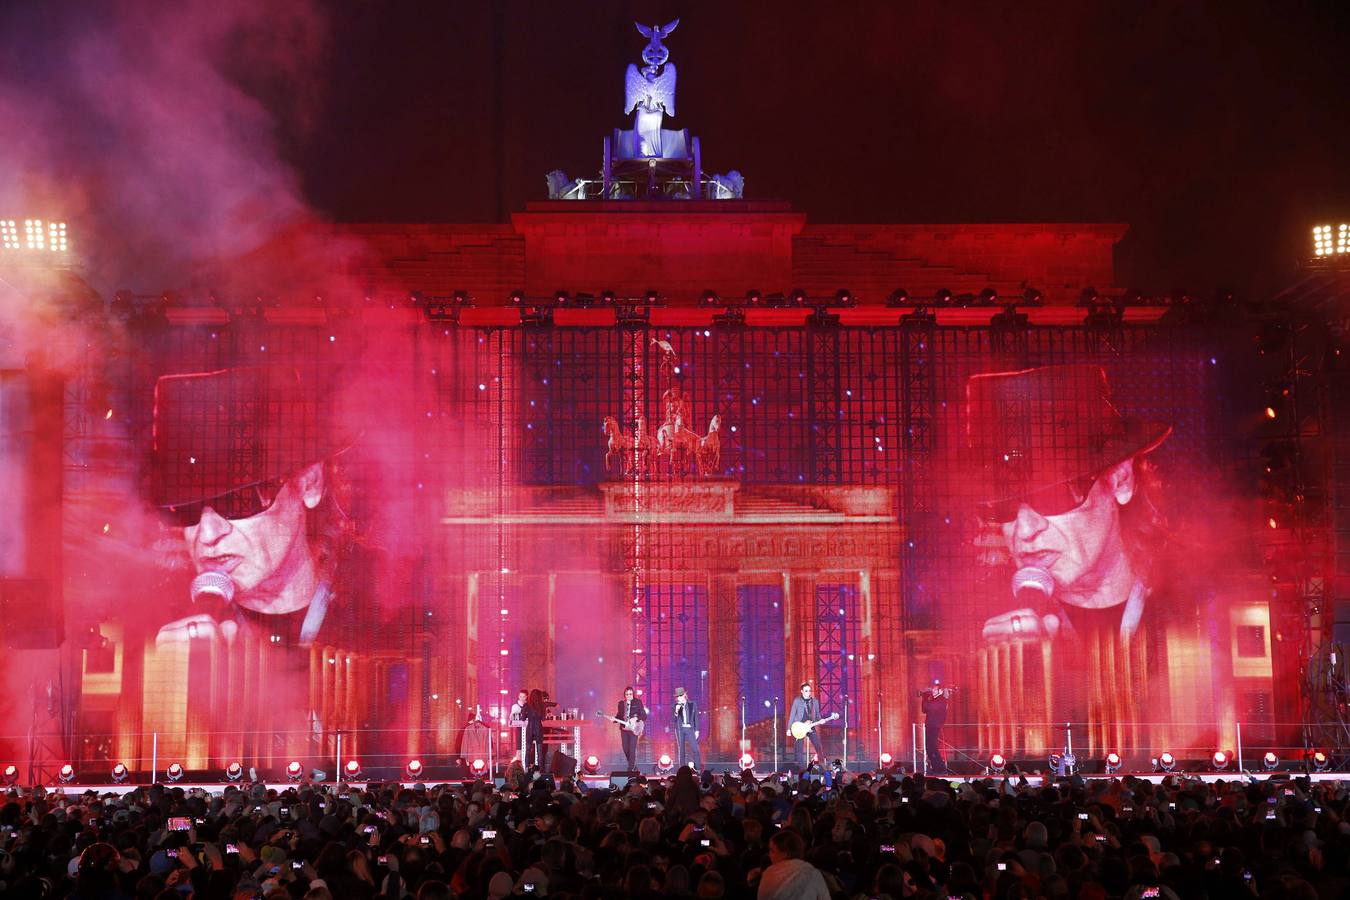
[613,686,647,771]
[787,683,836,771]
[919,678,954,775]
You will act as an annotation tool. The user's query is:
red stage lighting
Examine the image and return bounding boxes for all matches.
[165,763,184,783]
[879,751,893,766]
[1262,751,1279,771]
[1312,750,1329,772]
[1156,752,1176,772]
[582,755,600,776]
[3,764,18,785]
[59,763,75,784]
[738,753,754,771]
[405,759,424,779]
[1104,752,1122,774]
[343,759,362,780]
[1211,750,1229,771]
[656,753,674,774]
[225,762,244,782]
[111,763,128,784]
[470,758,489,778]
[989,753,1007,775]
[285,761,303,782]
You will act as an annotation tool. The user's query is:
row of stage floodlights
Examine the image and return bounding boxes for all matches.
[4,757,504,787]
[4,749,1333,787]
[980,749,1332,776]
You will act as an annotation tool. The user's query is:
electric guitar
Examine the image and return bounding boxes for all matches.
[595,711,645,737]
[789,712,839,741]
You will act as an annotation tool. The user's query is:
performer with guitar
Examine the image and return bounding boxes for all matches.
[596,686,647,771]
[787,683,838,772]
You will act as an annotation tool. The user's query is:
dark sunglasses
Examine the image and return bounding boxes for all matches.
[980,473,1098,525]
[160,477,287,528]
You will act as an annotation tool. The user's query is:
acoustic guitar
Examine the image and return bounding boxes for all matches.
[789,712,839,740]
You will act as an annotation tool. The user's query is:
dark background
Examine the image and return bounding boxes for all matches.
[4,0,1349,299]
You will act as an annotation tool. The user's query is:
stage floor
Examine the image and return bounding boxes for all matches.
[19,771,1348,796]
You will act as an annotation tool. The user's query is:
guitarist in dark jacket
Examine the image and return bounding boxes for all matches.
[787,682,826,771]
[614,686,648,771]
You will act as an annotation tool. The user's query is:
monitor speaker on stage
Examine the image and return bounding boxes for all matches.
[609,770,640,788]
[551,751,576,779]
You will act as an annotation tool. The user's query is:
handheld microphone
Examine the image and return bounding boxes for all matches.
[1011,566,1054,606]
[191,571,236,605]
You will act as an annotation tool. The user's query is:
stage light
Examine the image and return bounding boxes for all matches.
[166,763,184,783]
[574,292,595,308]
[1313,224,1350,257]
[285,761,303,782]
[343,759,363,780]
[1022,287,1045,305]
[644,289,660,306]
[599,290,618,307]
[933,288,953,306]
[700,289,721,307]
[59,764,75,784]
[789,288,808,307]
[225,762,244,783]
[1262,751,1279,771]
[656,753,674,774]
[834,289,855,307]
[581,755,600,776]
[111,763,128,784]
[1104,752,1122,774]
[738,753,754,771]
[3,764,17,785]
[509,289,525,306]
[470,758,488,778]
[978,287,998,306]
[1211,750,1230,771]
[989,753,1007,775]
[405,759,424,779]
[1156,752,1176,773]
[553,290,569,306]
[885,289,910,308]
[0,220,18,250]
[746,289,763,307]
[1312,750,1329,772]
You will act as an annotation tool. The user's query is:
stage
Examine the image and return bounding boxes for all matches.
[17,770,1350,798]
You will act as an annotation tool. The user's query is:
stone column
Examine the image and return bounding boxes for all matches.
[709,573,740,759]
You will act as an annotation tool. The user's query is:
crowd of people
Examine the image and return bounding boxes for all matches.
[0,764,1344,899]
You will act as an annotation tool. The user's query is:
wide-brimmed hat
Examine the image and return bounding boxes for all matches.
[150,366,347,509]
[964,364,1170,505]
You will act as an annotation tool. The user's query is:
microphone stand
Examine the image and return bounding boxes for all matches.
[842,694,849,770]
[739,695,746,753]
[772,698,780,772]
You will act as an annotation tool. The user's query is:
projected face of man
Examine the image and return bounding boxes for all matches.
[1001,459,1137,609]
[184,463,325,615]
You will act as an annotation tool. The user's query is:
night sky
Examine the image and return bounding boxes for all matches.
[3,0,1349,298]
